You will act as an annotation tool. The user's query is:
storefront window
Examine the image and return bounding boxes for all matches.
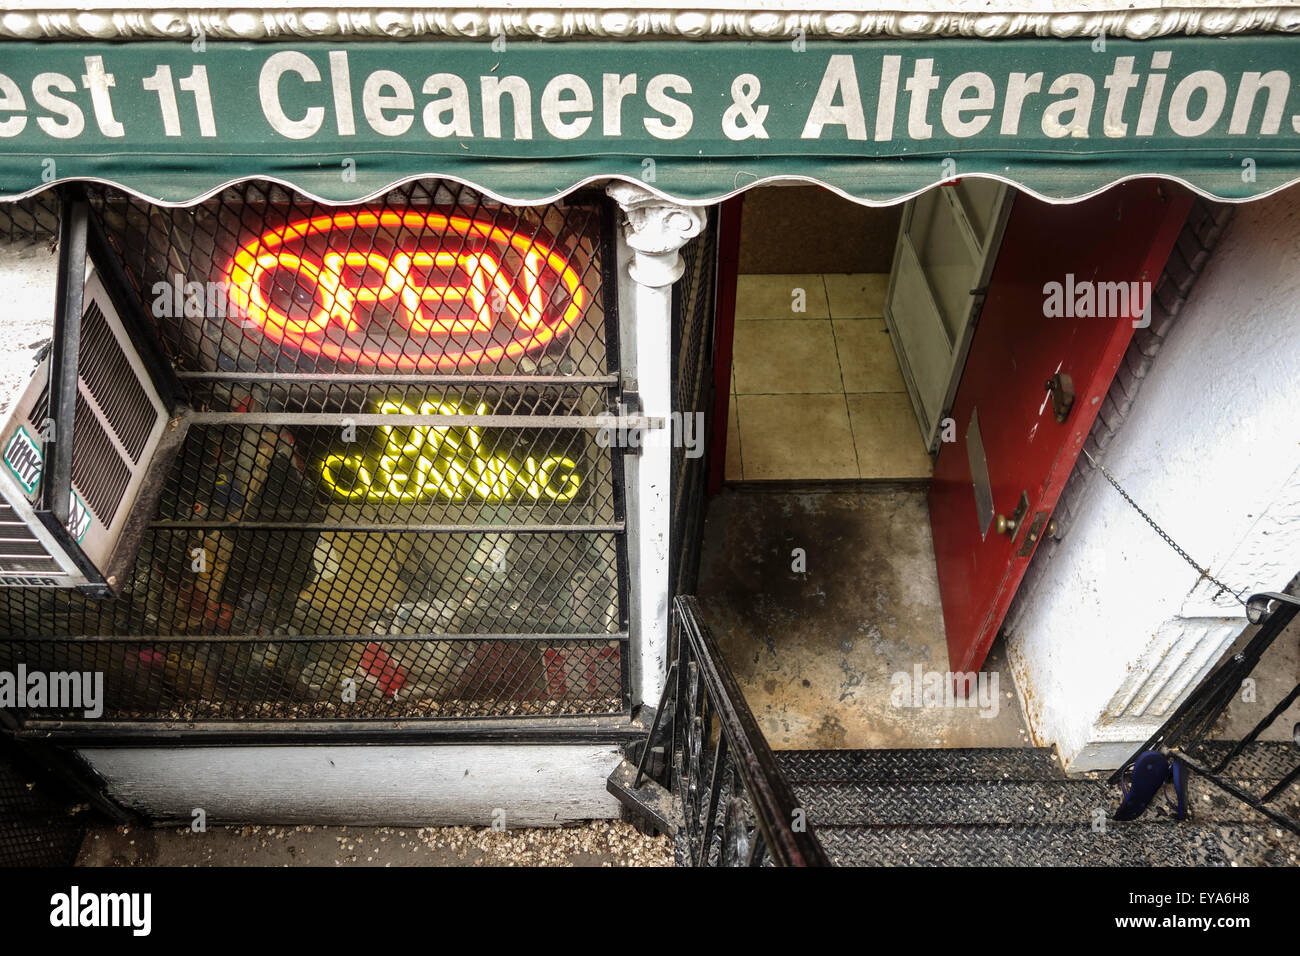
[0,182,627,719]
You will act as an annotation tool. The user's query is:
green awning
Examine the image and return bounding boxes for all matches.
[0,36,1297,205]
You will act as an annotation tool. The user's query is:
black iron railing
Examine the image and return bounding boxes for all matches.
[631,596,828,866]
[1113,590,1300,835]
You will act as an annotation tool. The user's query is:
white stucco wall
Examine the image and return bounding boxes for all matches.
[0,240,58,412]
[1006,185,1300,771]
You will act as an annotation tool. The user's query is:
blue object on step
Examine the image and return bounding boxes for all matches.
[1114,750,1170,821]
[1169,758,1189,821]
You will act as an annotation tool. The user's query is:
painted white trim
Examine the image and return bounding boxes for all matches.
[7,171,1299,217]
[0,2,1296,40]
[79,744,625,825]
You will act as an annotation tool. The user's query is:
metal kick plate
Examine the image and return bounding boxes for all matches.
[967,408,994,540]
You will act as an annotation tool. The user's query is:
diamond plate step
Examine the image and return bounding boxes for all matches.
[797,781,1101,827]
[814,820,1299,867]
[777,748,1077,784]
[777,742,1296,784]
[792,780,1299,827]
[1179,741,1300,780]
[772,745,1299,866]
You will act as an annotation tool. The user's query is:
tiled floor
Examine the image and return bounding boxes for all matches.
[726,273,933,481]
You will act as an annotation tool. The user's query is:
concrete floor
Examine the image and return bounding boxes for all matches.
[697,485,1031,751]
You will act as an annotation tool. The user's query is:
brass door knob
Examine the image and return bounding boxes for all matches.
[995,491,1030,539]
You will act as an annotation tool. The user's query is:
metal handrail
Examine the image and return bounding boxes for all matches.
[1111,590,1300,835]
[634,595,829,866]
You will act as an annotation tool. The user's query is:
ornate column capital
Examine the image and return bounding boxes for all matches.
[606,182,706,288]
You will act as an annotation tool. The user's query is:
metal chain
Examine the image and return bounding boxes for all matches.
[1080,446,1248,607]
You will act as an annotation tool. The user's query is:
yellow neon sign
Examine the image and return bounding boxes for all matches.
[321,401,583,503]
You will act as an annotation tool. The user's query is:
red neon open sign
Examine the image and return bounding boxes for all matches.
[223,211,587,370]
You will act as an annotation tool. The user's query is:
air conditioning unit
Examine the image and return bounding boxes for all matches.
[0,198,185,597]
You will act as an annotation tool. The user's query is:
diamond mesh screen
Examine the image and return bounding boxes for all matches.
[0,735,89,866]
[0,192,58,246]
[0,181,628,722]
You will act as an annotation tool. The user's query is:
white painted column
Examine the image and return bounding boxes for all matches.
[606,182,705,712]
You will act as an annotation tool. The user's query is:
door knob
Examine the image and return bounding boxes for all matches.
[994,491,1030,537]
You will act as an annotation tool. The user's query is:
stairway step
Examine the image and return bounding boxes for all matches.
[814,821,1299,867]
[778,748,1071,784]
[793,780,1297,827]
[777,742,1297,784]
[1179,741,1299,780]
[796,780,1107,827]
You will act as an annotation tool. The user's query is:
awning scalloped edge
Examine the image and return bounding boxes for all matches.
[5,170,1299,211]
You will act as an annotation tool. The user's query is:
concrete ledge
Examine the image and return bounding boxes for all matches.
[79,743,626,826]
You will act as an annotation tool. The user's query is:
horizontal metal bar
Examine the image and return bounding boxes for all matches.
[13,713,643,746]
[1168,750,1300,837]
[184,411,661,429]
[148,521,624,533]
[1260,762,1300,804]
[0,632,628,644]
[177,371,619,386]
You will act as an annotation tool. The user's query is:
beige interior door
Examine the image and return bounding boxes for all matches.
[884,180,1012,451]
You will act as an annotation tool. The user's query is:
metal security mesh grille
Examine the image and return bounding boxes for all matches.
[96,180,611,378]
[0,736,89,866]
[0,192,58,246]
[670,212,718,596]
[0,636,621,719]
[0,181,628,722]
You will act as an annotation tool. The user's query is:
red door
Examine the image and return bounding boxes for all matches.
[930,182,1192,676]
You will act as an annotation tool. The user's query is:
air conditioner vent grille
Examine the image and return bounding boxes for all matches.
[71,391,131,526]
[0,540,50,557]
[79,299,155,463]
[29,389,47,439]
[0,557,62,574]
